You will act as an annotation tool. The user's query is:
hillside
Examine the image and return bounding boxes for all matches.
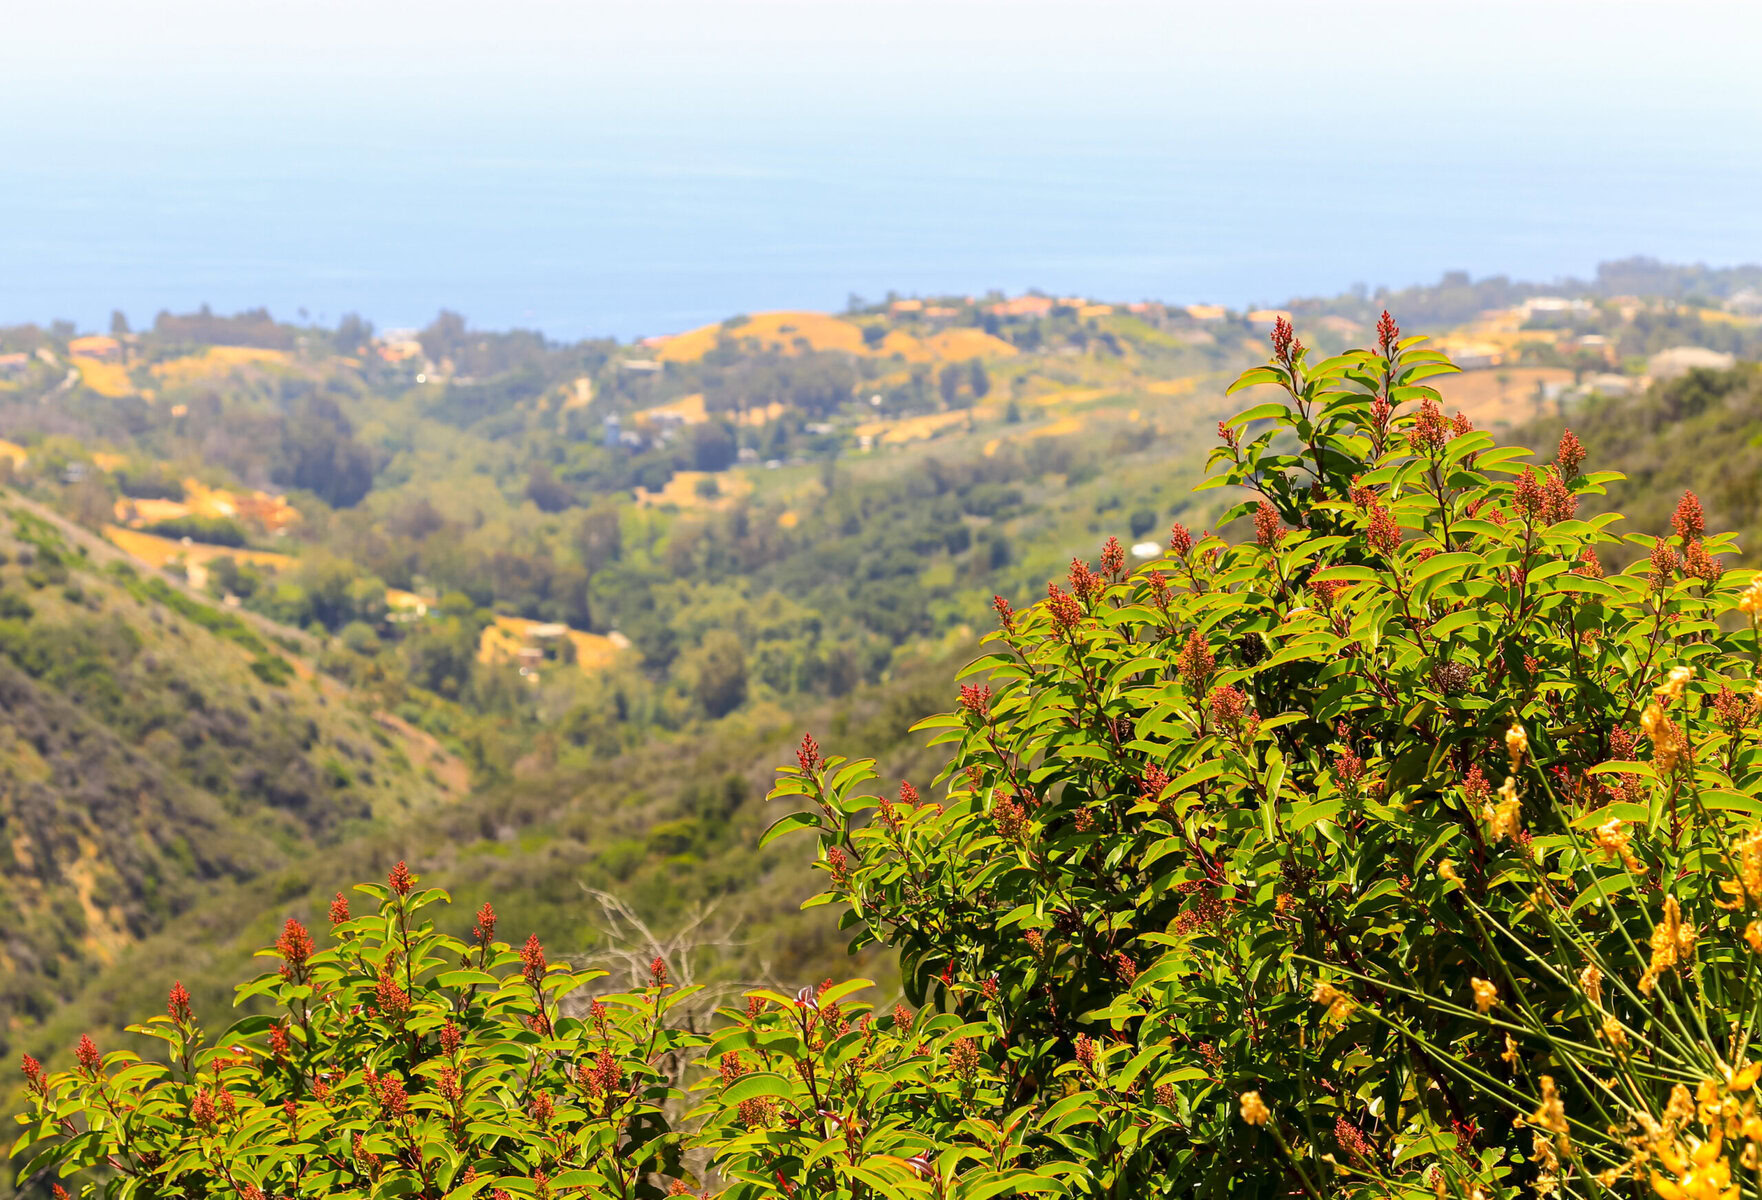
[0,498,460,1065]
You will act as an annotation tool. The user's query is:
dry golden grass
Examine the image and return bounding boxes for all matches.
[71,356,134,398]
[919,328,1017,361]
[476,615,623,675]
[637,392,708,425]
[632,469,755,510]
[853,410,972,446]
[104,525,295,572]
[1143,377,1198,397]
[150,346,291,388]
[656,311,1017,365]
[1432,367,1576,428]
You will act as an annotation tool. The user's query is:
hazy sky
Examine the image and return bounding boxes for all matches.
[4,1,1760,337]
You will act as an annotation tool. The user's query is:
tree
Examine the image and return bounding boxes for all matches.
[108,310,130,336]
[680,628,746,717]
[968,358,990,398]
[1128,507,1158,539]
[938,362,964,406]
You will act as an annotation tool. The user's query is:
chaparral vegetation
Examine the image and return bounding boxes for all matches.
[16,313,1762,1199]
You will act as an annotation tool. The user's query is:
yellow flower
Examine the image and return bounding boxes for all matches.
[1579,964,1603,1007]
[1594,818,1642,871]
[1531,1075,1569,1137]
[1727,1062,1760,1093]
[1506,721,1529,769]
[1239,1090,1271,1126]
[1746,921,1762,954]
[1439,858,1460,882]
[1471,977,1498,1014]
[1641,896,1695,996]
[1721,828,1762,910]
[1311,981,1355,1022]
[1600,1014,1630,1052]
[1502,1033,1520,1066]
[1656,665,1695,704]
[1483,777,1522,843]
[1643,701,1691,773]
[1651,1132,1735,1200]
[1738,578,1762,623]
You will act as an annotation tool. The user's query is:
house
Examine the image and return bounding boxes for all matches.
[989,296,1055,319]
[1184,304,1227,321]
[1246,309,1293,326]
[889,299,924,314]
[0,352,29,375]
[1438,340,1505,371]
[1648,346,1736,379]
[68,335,121,361]
[1521,297,1593,319]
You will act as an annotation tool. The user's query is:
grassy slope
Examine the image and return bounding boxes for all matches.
[0,497,461,1067]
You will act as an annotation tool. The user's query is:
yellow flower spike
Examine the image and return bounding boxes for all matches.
[1506,721,1529,769]
[1311,981,1355,1022]
[1657,665,1695,703]
[1579,964,1603,1007]
[1439,858,1459,882]
[1747,921,1762,954]
[1471,977,1498,1014]
[1238,1090,1270,1126]
[1729,1062,1760,1092]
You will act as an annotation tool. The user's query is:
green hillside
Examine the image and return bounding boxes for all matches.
[0,500,459,1063]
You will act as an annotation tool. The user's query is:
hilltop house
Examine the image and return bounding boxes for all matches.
[67,335,121,361]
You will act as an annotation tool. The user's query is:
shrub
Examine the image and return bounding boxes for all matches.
[761,314,1762,1196]
[13,866,700,1197]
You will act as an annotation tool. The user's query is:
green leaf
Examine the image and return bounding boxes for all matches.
[760,811,823,848]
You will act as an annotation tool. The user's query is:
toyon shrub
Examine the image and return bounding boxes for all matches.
[13,865,702,1198]
[17,318,1762,1198]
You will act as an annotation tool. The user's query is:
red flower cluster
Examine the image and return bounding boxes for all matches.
[1253,500,1284,549]
[1557,428,1585,478]
[375,967,411,1019]
[519,934,547,986]
[1411,399,1448,453]
[1649,539,1681,590]
[1168,522,1193,557]
[1575,546,1604,579]
[75,1034,101,1075]
[1376,309,1400,357]
[473,901,497,945]
[1513,468,1544,520]
[1673,489,1705,541]
[1541,472,1577,523]
[579,1050,623,1099]
[1045,582,1084,630]
[1207,684,1249,727]
[1270,315,1302,366]
[388,860,414,897]
[1367,504,1401,557]
[991,795,1028,841]
[328,892,351,925]
[1068,556,1105,602]
[1101,535,1125,578]
[991,593,1016,635]
[276,918,314,974]
[167,980,193,1025]
[1175,629,1215,682]
[958,683,991,719]
[796,731,822,774]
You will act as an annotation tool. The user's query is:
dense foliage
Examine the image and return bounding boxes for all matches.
[16,309,1762,1197]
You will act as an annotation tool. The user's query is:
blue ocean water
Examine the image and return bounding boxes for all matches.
[3,4,1760,342]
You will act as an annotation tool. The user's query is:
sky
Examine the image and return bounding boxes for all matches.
[3,1,1760,339]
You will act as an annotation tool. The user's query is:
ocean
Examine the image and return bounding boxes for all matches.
[3,3,1761,342]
